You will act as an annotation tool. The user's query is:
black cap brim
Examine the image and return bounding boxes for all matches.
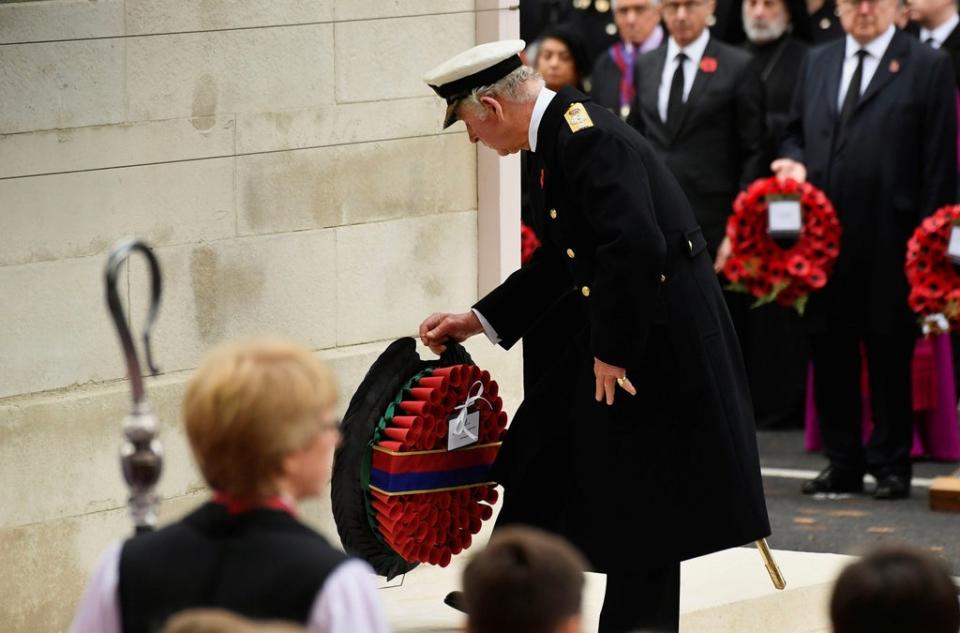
[443,101,459,129]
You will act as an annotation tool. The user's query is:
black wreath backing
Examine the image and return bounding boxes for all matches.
[331,337,473,579]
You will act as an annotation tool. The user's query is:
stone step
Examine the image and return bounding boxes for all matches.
[376,519,853,633]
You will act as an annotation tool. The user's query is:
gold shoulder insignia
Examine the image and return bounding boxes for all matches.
[564,102,594,132]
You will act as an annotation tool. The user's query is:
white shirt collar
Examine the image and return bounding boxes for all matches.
[529,86,557,153]
[920,13,959,48]
[666,28,711,67]
[844,23,896,61]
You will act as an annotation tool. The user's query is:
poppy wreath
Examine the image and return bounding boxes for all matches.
[722,177,841,314]
[905,204,960,332]
[331,338,506,579]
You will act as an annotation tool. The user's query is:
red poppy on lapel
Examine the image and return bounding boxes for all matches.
[540,168,545,189]
[889,59,900,73]
[699,56,718,73]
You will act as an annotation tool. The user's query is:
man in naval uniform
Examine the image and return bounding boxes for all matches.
[418,40,770,633]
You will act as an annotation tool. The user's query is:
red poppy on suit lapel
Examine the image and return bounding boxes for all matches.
[889,59,900,74]
[699,56,718,73]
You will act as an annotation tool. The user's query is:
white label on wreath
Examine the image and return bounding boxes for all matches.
[448,411,480,451]
[948,226,960,264]
[768,200,802,237]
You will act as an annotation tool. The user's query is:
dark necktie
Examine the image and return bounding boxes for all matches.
[925,37,938,48]
[667,52,687,129]
[839,49,867,127]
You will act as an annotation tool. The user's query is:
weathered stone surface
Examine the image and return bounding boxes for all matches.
[128,231,338,375]
[0,39,125,134]
[0,0,124,45]
[0,255,125,399]
[235,97,449,154]
[126,24,334,123]
[126,0,333,35]
[0,158,236,266]
[238,133,475,236]
[334,13,475,103]
[333,0,473,21]
[336,211,478,346]
[0,116,235,179]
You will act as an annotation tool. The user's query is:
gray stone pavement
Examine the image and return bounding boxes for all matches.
[758,429,960,574]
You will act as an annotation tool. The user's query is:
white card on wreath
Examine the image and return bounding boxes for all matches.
[948,226,960,263]
[768,199,802,236]
[448,411,480,451]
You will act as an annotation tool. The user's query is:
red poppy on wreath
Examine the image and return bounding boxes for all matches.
[905,205,960,332]
[722,177,842,313]
[700,56,718,73]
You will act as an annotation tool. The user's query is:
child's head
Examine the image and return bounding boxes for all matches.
[163,608,305,633]
[184,338,339,502]
[463,526,587,633]
[831,546,959,633]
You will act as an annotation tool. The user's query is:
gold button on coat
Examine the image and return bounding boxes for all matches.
[549,208,558,219]
[581,286,591,297]
[566,248,576,258]
[661,274,667,283]
[687,239,694,253]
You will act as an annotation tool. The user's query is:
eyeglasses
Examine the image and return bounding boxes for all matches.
[662,0,706,15]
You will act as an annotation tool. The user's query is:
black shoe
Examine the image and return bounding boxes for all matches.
[874,474,910,500]
[801,466,864,495]
[444,591,466,613]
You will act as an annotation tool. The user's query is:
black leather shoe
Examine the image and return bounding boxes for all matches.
[874,474,910,500]
[801,466,864,495]
[444,591,466,613]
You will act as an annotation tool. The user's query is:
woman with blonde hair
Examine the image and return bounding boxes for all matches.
[70,338,389,633]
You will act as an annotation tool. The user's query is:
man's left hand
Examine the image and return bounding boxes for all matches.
[594,358,637,405]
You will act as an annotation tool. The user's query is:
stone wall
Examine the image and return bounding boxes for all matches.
[0,1,522,629]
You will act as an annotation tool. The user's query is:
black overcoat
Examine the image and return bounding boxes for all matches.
[780,30,957,335]
[479,87,770,573]
[630,37,768,254]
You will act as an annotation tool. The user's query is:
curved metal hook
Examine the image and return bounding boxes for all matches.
[105,239,162,406]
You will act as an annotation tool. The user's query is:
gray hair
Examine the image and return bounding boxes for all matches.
[457,65,543,120]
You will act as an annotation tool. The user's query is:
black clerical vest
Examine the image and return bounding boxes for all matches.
[118,502,347,633]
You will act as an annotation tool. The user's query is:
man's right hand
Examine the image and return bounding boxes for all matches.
[418,311,483,355]
[770,158,807,183]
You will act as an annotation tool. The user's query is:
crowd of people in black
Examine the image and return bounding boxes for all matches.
[520,0,960,501]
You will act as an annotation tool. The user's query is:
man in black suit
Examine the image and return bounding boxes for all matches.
[910,0,960,84]
[630,0,767,259]
[590,0,666,120]
[775,0,957,499]
[422,39,770,633]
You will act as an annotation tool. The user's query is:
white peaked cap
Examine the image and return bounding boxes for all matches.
[423,39,526,128]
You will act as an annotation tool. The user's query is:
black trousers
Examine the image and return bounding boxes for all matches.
[810,328,916,479]
[599,564,681,633]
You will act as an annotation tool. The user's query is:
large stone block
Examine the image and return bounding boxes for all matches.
[0,492,206,633]
[238,134,475,236]
[0,256,126,399]
[0,373,202,530]
[0,158,236,266]
[0,116,235,179]
[336,211,478,346]
[333,0,473,21]
[235,97,450,154]
[0,0,124,45]
[0,39,125,135]
[128,231,338,376]
[334,13,475,103]
[126,24,334,123]
[126,0,333,35]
